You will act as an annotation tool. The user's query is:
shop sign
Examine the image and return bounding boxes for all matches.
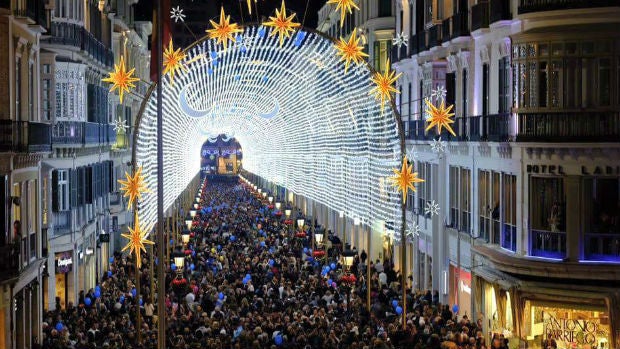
[55,252,73,274]
[545,316,600,345]
[527,164,620,176]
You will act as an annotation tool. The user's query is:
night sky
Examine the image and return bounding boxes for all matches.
[135,0,327,30]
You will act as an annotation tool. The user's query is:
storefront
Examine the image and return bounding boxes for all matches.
[54,251,74,309]
[524,304,612,349]
[449,265,472,319]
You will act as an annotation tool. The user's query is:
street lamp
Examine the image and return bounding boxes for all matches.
[297,218,305,231]
[275,202,281,210]
[189,209,196,218]
[193,203,199,209]
[181,230,191,245]
[285,209,291,218]
[314,229,324,245]
[268,196,273,204]
[341,245,357,316]
[262,192,267,199]
[195,196,200,203]
[185,216,193,230]
[258,188,262,194]
[173,248,185,271]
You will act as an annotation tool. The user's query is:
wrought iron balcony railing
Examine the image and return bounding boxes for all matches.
[516,111,620,142]
[472,2,490,31]
[490,0,512,23]
[0,120,52,153]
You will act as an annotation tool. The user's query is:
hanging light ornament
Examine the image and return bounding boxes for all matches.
[389,156,424,204]
[263,0,300,47]
[118,166,150,210]
[424,98,456,136]
[163,39,187,85]
[327,0,360,27]
[334,29,368,74]
[207,6,243,50]
[102,56,139,104]
[121,212,154,269]
[370,59,401,111]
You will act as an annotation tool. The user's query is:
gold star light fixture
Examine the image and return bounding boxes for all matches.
[424,98,456,136]
[207,6,243,49]
[370,59,401,111]
[163,39,187,85]
[263,0,301,46]
[389,156,424,204]
[102,56,139,104]
[118,166,149,210]
[334,30,368,74]
[327,0,360,27]
[121,212,154,269]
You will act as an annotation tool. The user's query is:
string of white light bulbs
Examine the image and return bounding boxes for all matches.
[134,26,404,240]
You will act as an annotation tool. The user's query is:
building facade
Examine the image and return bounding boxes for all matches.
[0,1,49,347]
[0,1,149,348]
[392,0,620,348]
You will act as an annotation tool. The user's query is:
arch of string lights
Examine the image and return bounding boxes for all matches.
[135,26,403,236]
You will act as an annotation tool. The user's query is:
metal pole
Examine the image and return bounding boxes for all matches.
[136,253,142,344]
[366,225,371,311]
[156,0,166,347]
[401,202,407,330]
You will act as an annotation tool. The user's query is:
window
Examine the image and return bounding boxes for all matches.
[28,62,34,120]
[512,40,618,110]
[42,79,52,120]
[482,63,489,116]
[582,178,620,261]
[15,57,21,120]
[478,170,490,241]
[502,174,517,251]
[379,0,392,17]
[530,177,566,258]
[449,167,471,232]
[373,40,390,73]
[462,69,468,117]
[52,170,70,212]
[498,57,510,113]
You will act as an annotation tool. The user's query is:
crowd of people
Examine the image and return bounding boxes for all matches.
[42,178,504,349]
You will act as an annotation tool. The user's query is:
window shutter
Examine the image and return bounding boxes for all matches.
[52,170,59,212]
[86,166,93,204]
[70,169,78,208]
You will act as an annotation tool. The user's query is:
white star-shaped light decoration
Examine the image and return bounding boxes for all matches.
[170,6,186,23]
[392,32,408,49]
[425,200,440,217]
[430,137,446,153]
[406,223,420,242]
[113,117,129,133]
[431,85,447,102]
[407,145,419,161]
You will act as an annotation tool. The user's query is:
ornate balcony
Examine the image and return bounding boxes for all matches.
[518,0,620,14]
[516,111,620,142]
[46,22,113,67]
[584,233,620,262]
[530,229,566,259]
[0,120,52,153]
[52,121,115,146]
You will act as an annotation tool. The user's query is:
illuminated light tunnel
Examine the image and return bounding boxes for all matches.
[134,26,404,236]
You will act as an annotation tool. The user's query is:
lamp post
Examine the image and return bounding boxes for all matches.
[285,209,292,234]
[275,202,281,210]
[181,230,190,246]
[339,211,345,246]
[172,247,187,306]
[341,245,357,317]
[185,216,193,231]
[268,196,273,204]
[296,218,305,232]
[193,203,199,210]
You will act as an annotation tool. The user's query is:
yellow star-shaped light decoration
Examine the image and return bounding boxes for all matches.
[207,6,243,50]
[163,39,187,85]
[334,30,368,74]
[370,59,401,111]
[118,166,149,210]
[424,98,456,136]
[121,212,154,269]
[263,0,301,47]
[102,56,139,104]
[327,0,360,27]
[389,156,424,204]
